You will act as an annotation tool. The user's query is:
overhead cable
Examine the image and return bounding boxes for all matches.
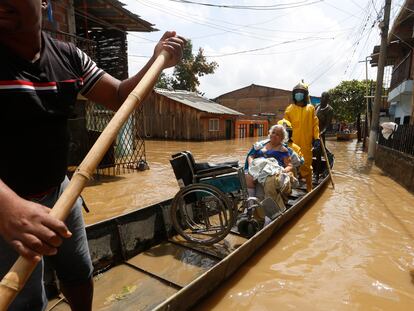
[167,0,323,11]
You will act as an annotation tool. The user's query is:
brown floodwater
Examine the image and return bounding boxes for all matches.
[81,138,414,310]
[81,138,255,225]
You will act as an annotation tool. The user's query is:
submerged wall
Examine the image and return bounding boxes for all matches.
[375,145,414,193]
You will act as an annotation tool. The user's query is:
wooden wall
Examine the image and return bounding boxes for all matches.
[143,93,237,140]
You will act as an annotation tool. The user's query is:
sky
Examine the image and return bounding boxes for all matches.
[122,0,405,99]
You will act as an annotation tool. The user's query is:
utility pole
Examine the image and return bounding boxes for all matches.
[368,0,392,159]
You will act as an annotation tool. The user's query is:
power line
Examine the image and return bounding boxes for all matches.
[371,0,380,16]
[205,36,334,57]
[350,0,365,10]
[322,0,363,19]
[342,0,374,76]
[137,0,297,43]
[167,0,323,11]
[305,1,372,81]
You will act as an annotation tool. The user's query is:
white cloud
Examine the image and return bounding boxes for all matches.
[122,0,403,98]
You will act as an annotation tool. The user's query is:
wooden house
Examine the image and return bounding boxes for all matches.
[143,89,243,140]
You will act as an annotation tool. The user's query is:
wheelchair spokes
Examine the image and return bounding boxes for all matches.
[171,184,235,245]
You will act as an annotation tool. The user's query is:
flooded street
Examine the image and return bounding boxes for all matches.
[81,138,256,225]
[82,138,414,310]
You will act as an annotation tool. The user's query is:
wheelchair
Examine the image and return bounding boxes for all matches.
[169,151,282,245]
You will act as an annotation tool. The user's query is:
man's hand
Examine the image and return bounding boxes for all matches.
[0,195,72,261]
[86,31,186,110]
[312,138,321,149]
[153,31,187,69]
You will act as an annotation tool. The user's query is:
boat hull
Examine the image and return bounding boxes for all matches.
[47,164,331,310]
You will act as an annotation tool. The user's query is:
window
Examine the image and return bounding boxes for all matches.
[209,119,219,131]
[257,124,264,137]
[238,124,247,138]
[403,115,410,124]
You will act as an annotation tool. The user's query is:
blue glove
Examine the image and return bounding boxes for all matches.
[312,138,321,149]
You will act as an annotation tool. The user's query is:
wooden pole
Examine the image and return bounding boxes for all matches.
[0,50,171,311]
[320,138,335,189]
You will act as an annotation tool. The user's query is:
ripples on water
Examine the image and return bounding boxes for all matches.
[82,138,414,310]
[196,139,414,310]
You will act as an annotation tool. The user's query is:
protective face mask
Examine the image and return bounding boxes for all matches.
[294,92,305,102]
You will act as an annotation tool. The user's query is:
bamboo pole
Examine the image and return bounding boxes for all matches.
[0,50,171,310]
[320,138,335,189]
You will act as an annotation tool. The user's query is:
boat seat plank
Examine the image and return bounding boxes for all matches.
[127,242,218,288]
[94,264,177,311]
[169,233,247,259]
[46,296,70,311]
[47,265,177,311]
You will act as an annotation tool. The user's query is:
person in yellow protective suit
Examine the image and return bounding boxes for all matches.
[277,119,304,178]
[284,82,320,191]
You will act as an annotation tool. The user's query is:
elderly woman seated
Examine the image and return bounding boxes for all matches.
[245,125,297,207]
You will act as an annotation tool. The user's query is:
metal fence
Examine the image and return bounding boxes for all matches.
[84,103,148,175]
[46,29,148,174]
[378,124,414,156]
[390,52,412,91]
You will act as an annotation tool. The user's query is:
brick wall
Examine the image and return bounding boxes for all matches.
[43,0,74,34]
[216,85,293,120]
[376,145,414,193]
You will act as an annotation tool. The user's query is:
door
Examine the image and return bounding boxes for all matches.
[225,120,232,139]
[249,124,255,137]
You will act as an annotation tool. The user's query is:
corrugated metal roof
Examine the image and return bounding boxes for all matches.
[155,89,244,116]
[74,0,157,32]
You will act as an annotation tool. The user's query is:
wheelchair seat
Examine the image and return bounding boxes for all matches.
[170,151,239,187]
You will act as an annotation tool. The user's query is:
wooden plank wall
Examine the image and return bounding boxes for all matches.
[143,93,236,140]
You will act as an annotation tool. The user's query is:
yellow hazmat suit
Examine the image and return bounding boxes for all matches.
[284,86,319,191]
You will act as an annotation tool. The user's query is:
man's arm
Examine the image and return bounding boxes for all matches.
[84,31,186,111]
[312,107,320,140]
[0,179,71,261]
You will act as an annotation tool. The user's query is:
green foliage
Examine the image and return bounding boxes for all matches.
[156,40,218,93]
[328,80,369,123]
[156,72,173,89]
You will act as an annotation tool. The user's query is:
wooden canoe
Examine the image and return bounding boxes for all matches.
[336,131,357,141]
[47,158,332,311]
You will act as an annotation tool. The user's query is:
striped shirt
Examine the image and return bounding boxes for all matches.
[0,32,105,196]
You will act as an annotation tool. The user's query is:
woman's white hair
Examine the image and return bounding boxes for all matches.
[268,124,289,144]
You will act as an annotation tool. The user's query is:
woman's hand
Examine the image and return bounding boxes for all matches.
[283,156,293,173]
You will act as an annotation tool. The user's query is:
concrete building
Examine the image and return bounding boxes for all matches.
[370,0,414,125]
[370,0,414,193]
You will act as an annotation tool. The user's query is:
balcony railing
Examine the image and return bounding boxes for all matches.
[390,51,412,91]
[378,123,414,156]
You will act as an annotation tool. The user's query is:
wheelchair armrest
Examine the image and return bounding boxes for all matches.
[194,161,239,172]
[195,166,238,179]
[213,161,239,168]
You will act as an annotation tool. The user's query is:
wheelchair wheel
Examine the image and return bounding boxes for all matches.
[171,183,234,245]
